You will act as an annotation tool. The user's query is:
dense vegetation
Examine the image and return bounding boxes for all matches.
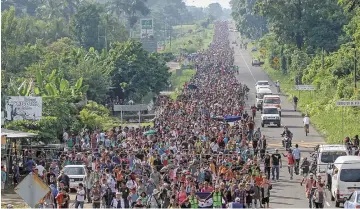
[1,0,226,143]
[231,0,360,143]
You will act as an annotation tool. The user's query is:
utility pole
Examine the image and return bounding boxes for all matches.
[355,47,357,90]
[321,48,325,70]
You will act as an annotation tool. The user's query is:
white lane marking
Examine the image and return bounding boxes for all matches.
[239,49,257,82]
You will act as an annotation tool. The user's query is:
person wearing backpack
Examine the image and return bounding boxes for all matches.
[313,183,326,208]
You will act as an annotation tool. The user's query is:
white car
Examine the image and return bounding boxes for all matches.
[261,106,281,127]
[62,165,88,190]
[255,80,271,91]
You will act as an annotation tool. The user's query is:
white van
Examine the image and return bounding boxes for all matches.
[262,95,281,116]
[317,145,349,173]
[331,156,360,207]
[255,88,272,110]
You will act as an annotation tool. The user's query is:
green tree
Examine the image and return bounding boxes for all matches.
[230,0,267,39]
[70,3,102,50]
[108,40,170,101]
[207,3,223,19]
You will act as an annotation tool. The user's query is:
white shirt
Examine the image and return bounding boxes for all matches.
[126,179,138,190]
[76,188,86,202]
[210,142,219,152]
[36,164,45,176]
[303,117,310,125]
[63,132,69,142]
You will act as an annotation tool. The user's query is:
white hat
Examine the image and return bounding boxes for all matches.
[116,192,121,195]
[152,189,160,195]
[235,197,240,202]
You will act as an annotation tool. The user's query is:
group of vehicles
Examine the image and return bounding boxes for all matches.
[307,144,360,208]
[253,80,282,128]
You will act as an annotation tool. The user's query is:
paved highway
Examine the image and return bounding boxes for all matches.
[228,26,337,208]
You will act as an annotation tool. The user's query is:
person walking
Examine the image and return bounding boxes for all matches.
[282,150,295,180]
[270,149,282,181]
[292,144,301,175]
[74,183,85,209]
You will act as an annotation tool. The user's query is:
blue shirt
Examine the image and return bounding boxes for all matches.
[292,148,301,159]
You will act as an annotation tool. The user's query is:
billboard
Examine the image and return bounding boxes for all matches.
[5,96,42,121]
[140,18,153,38]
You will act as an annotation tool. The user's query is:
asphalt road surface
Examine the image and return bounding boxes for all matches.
[228,26,337,208]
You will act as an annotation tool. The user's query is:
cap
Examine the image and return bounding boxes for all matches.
[116,192,121,195]
[309,173,314,176]
[235,197,240,202]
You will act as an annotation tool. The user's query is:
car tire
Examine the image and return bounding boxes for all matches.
[261,122,264,128]
[335,200,340,207]
[277,123,281,127]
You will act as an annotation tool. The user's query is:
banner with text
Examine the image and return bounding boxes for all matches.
[5,96,42,121]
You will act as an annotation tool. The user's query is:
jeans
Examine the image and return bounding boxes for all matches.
[92,202,100,209]
[265,167,271,180]
[295,159,300,174]
[86,188,92,202]
[288,165,294,179]
[272,165,280,180]
[75,201,84,209]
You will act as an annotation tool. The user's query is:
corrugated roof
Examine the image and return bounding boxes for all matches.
[1,128,37,138]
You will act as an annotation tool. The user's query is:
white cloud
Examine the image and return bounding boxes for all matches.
[184,0,231,9]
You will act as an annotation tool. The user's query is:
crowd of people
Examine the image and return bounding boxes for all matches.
[4,20,359,209]
[17,21,275,209]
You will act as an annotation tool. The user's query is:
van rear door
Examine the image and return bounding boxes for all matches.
[339,168,360,198]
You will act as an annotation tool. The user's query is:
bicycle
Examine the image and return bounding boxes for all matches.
[304,124,309,136]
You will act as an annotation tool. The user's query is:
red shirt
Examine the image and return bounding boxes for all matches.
[286,153,295,165]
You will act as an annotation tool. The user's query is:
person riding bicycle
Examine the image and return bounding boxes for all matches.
[303,114,310,134]
[293,96,299,111]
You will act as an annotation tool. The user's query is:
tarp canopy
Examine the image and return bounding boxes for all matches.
[1,128,37,138]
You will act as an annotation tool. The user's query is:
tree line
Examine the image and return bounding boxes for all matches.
[1,0,227,143]
[231,0,360,142]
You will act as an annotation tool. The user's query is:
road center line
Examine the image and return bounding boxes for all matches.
[238,45,257,82]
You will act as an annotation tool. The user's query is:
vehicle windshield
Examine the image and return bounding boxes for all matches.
[263,98,280,104]
[263,108,278,114]
[340,169,360,182]
[63,167,85,175]
[257,82,269,86]
[320,151,347,163]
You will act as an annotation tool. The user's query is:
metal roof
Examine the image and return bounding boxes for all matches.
[1,128,38,138]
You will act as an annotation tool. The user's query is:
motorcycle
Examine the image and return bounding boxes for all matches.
[282,136,292,150]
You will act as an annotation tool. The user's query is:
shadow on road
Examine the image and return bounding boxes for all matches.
[272,195,302,200]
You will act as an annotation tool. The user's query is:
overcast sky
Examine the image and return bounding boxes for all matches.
[183,0,231,9]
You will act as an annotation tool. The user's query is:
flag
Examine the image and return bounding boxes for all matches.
[195,192,226,208]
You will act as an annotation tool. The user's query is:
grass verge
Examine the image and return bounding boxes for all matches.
[169,69,196,100]
[164,24,214,55]
[248,47,359,144]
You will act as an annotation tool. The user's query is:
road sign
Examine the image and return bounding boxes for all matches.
[336,100,360,106]
[140,18,153,38]
[294,85,316,90]
[113,104,148,112]
[14,173,50,208]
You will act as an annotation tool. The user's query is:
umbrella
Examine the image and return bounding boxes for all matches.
[224,115,241,122]
[144,130,157,136]
[188,84,197,89]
